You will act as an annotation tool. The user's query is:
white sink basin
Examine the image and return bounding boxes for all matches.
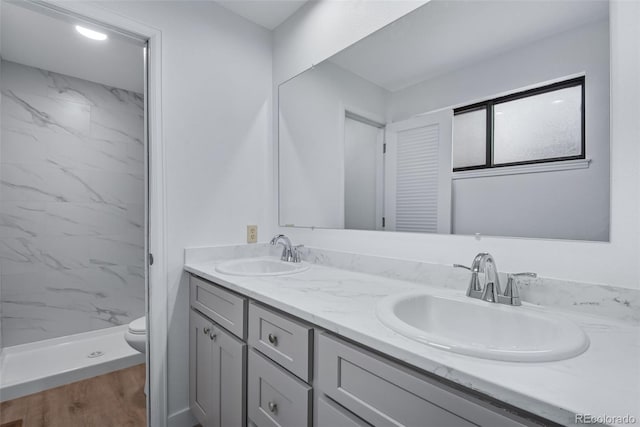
[215,257,309,277]
[377,292,589,362]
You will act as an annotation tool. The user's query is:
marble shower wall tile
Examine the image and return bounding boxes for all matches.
[0,60,144,114]
[91,106,144,146]
[1,268,144,345]
[0,61,50,97]
[2,89,91,137]
[0,60,145,346]
[0,201,46,238]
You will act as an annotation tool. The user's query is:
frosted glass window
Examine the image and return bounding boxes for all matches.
[452,109,486,169]
[494,86,582,164]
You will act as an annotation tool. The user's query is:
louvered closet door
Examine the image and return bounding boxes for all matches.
[396,124,439,232]
[385,110,453,234]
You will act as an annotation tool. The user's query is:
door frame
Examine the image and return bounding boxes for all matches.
[35,2,168,426]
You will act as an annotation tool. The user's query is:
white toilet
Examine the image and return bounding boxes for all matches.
[124,316,148,395]
[124,316,147,353]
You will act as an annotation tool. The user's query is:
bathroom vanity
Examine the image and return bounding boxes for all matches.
[185,245,640,427]
[188,274,537,427]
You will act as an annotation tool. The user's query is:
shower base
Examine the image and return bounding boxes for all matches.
[0,325,144,402]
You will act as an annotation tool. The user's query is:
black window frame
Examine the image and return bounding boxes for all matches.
[452,76,586,172]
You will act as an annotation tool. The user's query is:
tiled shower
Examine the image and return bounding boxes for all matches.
[0,60,145,347]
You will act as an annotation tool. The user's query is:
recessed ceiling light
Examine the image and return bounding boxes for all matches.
[552,99,564,104]
[75,25,108,41]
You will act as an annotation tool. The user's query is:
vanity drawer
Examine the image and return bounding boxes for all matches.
[248,349,312,427]
[190,274,247,339]
[316,395,371,427]
[317,333,527,427]
[248,302,313,382]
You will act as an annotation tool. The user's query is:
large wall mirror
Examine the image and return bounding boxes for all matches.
[278,0,610,241]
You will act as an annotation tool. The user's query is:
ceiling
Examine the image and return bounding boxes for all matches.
[214,0,309,30]
[0,0,307,92]
[1,2,144,93]
[329,0,609,92]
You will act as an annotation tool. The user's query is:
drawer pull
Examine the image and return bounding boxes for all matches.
[268,401,278,414]
[209,332,217,341]
[203,327,211,335]
[268,333,278,346]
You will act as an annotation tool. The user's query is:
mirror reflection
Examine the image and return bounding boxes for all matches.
[279,0,610,241]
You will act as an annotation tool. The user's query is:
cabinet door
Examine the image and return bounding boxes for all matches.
[191,309,247,427]
[190,309,215,425]
[214,323,247,427]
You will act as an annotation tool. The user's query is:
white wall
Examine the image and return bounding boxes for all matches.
[389,20,610,241]
[279,61,388,228]
[90,0,273,420]
[273,0,640,290]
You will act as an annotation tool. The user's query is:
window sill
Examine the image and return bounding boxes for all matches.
[452,158,591,180]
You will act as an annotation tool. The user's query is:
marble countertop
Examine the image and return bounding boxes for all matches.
[184,255,640,427]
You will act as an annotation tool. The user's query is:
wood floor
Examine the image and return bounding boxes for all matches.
[1,364,146,427]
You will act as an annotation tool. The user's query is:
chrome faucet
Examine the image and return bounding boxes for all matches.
[269,234,303,263]
[454,253,536,306]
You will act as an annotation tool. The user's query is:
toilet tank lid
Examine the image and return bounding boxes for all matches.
[129,316,146,334]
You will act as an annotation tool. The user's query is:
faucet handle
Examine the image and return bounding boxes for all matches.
[291,245,304,263]
[502,272,536,306]
[506,272,537,291]
[454,263,483,296]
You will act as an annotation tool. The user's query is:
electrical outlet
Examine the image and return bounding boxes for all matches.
[247,225,258,243]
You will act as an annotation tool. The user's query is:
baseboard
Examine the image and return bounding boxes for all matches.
[167,407,197,427]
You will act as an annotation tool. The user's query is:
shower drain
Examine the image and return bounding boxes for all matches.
[87,351,105,358]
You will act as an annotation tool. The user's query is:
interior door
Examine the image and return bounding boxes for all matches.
[344,116,384,230]
[384,110,453,234]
